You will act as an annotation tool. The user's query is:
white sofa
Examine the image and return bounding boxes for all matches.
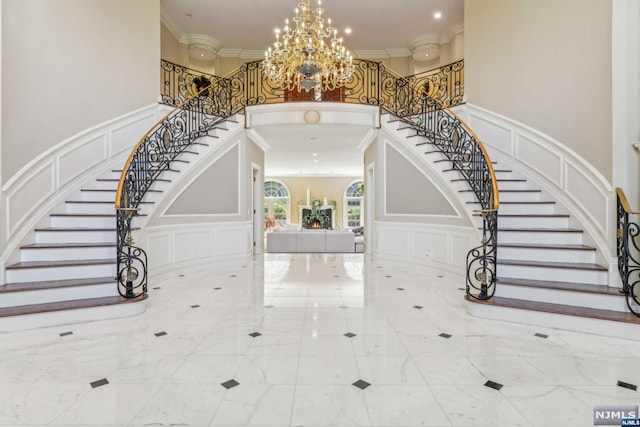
[267,230,355,253]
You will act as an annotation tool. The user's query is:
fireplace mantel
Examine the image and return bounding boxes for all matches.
[298,205,336,229]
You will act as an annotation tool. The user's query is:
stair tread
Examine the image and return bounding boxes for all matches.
[111,169,179,173]
[497,259,608,271]
[0,276,116,293]
[498,243,596,251]
[21,242,115,249]
[6,258,114,270]
[49,213,147,217]
[474,213,569,218]
[452,178,526,183]
[81,189,162,193]
[465,295,640,324]
[0,294,148,318]
[65,200,153,204]
[35,227,139,231]
[496,277,620,295]
[498,227,583,232]
[96,178,171,183]
[460,189,541,193]
[467,201,555,205]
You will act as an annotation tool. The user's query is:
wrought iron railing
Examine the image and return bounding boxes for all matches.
[117,58,497,300]
[616,187,640,316]
[403,59,464,109]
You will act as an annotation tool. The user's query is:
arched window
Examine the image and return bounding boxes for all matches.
[344,180,364,229]
[264,180,290,227]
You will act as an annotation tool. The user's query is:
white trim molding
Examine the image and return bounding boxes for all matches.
[453,103,614,265]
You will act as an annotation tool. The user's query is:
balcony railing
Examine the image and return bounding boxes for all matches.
[116,58,497,302]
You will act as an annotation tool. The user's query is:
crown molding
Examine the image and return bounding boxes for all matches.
[386,48,412,58]
[441,24,464,44]
[160,7,183,42]
[180,34,220,50]
[239,50,267,59]
[218,48,243,58]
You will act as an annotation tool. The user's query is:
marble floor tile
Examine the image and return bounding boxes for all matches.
[3,253,640,427]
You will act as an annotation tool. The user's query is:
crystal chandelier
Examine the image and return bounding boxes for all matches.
[262,0,354,92]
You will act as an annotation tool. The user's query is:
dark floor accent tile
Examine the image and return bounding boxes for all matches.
[439,333,452,339]
[535,333,549,339]
[413,305,423,310]
[230,275,237,277]
[385,275,392,278]
[249,332,262,338]
[339,305,348,309]
[352,379,371,390]
[153,287,161,290]
[617,380,638,391]
[333,266,337,268]
[335,287,343,290]
[333,275,340,278]
[397,288,405,291]
[344,332,356,338]
[179,274,185,277]
[59,331,73,337]
[377,266,382,269]
[242,266,247,268]
[214,287,222,290]
[457,288,465,291]
[484,380,503,391]
[154,331,167,337]
[190,305,200,308]
[264,305,275,309]
[221,379,239,389]
[437,275,444,278]
[90,378,109,388]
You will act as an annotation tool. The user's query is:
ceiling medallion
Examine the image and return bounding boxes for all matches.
[304,110,321,124]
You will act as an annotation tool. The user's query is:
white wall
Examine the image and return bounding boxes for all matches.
[2,0,160,183]
[465,0,613,181]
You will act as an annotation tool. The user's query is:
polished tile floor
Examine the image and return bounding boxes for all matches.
[1,253,640,426]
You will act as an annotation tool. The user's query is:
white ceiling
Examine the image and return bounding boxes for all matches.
[161,0,464,177]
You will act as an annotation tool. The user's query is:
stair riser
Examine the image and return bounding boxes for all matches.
[494,285,628,312]
[21,246,115,262]
[92,180,119,190]
[498,264,608,286]
[51,216,115,228]
[494,181,528,191]
[81,191,116,202]
[497,192,542,202]
[497,216,569,228]
[497,204,556,215]
[6,264,116,283]
[499,247,596,264]
[497,231,583,245]
[66,202,115,215]
[35,230,116,244]
[0,283,117,307]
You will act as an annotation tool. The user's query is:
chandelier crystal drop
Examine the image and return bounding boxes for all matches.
[262,0,354,92]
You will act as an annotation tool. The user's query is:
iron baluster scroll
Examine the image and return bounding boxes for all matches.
[616,188,640,316]
[403,60,465,109]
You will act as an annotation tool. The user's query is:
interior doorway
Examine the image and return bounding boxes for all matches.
[252,164,262,255]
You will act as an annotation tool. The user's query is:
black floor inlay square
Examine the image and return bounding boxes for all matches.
[264,305,275,309]
[413,305,423,309]
[90,378,109,388]
[439,333,452,339]
[339,305,348,309]
[221,379,239,389]
[179,274,185,277]
[230,275,237,277]
[385,275,392,278]
[154,331,167,337]
[214,287,222,290]
[333,275,340,278]
[59,331,73,337]
[153,287,161,290]
[437,275,444,278]
[457,288,465,291]
[484,380,503,391]
[535,333,549,339]
[617,380,637,391]
[249,332,262,337]
[397,288,405,291]
[352,379,371,390]
[377,266,382,268]
[190,305,200,308]
[344,332,356,338]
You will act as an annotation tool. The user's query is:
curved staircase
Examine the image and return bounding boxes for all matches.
[382,112,640,332]
[0,116,241,332]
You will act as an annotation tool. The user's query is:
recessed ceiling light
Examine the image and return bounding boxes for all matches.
[434,11,442,19]
[310,137,317,141]
[200,53,204,57]
[425,53,430,57]
[344,28,352,34]
[312,153,318,156]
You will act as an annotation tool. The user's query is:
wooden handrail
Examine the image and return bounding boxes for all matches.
[617,187,640,214]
